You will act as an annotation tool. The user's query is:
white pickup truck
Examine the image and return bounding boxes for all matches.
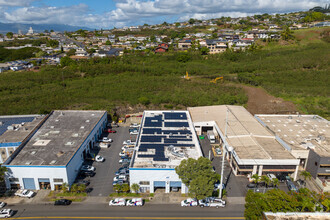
[15,189,35,198]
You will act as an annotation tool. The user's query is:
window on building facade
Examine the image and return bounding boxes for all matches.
[139,181,150,185]
[53,178,63,183]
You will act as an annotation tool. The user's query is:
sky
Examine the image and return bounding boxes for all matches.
[0,0,327,29]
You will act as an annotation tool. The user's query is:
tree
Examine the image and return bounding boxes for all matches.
[113,184,122,193]
[251,174,260,185]
[175,157,220,199]
[60,56,74,67]
[6,32,13,39]
[61,182,69,193]
[131,183,140,193]
[105,40,111,45]
[261,175,271,187]
[70,183,78,193]
[200,47,209,55]
[272,178,279,188]
[300,170,312,181]
[66,49,76,56]
[35,51,47,58]
[0,166,7,181]
[188,18,196,24]
[121,183,130,193]
[322,198,330,212]
[281,26,295,41]
[77,184,86,193]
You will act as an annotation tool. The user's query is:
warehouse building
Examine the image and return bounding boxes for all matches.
[188,105,300,180]
[4,110,107,190]
[0,115,46,163]
[129,111,203,193]
[255,114,330,192]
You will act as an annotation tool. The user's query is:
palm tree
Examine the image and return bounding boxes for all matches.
[272,178,279,188]
[252,174,260,186]
[70,183,78,193]
[77,184,86,193]
[131,183,140,194]
[61,182,69,193]
[300,171,312,181]
[261,176,271,188]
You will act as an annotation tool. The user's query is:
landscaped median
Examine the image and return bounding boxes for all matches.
[48,191,87,202]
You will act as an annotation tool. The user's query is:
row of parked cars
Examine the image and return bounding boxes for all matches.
[181,197,226,208]
[109,198,143,206]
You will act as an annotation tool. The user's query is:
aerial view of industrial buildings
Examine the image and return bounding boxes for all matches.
[0,1,329,220]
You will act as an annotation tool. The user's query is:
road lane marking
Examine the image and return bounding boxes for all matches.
[10,217,245,219]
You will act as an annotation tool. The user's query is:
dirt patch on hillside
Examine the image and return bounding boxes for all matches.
[240,85,297,115]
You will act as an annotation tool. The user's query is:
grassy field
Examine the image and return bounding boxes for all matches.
[0,27,329,118]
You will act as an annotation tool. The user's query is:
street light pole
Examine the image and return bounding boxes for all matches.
[219,108,229,199]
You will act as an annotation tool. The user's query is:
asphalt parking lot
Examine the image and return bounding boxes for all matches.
[79,125,132,197]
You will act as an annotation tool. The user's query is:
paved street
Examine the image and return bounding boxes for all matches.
[7,203,245,219]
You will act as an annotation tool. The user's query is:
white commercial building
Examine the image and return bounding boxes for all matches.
[188,105,300,180]
[129,111,203,194]
[4,110,107,190]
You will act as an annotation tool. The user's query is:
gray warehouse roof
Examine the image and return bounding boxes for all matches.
[188,105,296,161]
[8,110,106,166]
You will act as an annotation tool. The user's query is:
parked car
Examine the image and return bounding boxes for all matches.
[0,209,13,218]
[112,180,126,186]
[130,123,140,128]
[15,189,35,198]
[81,165,95,172]
[267,174,277,181]
[199,199,225,208]
[129,130,139,135]
[126,198,143,206]
[119,158,131,164]
[286,180,298,192]
[181,198,198,207]
[214,183,226,190]
[119,151,126,157]
[79,170,95,177]
[123,140,135,145]
[99,142,110,148]
[95,155,105,162]
[109,198,126,206]
[102,137,113,143]
[115,169,129,176]
[215,148,221,155]
[246,183,257,188]
[106,129,116,133]
[113,175,128,182]
[54,199,72,206]
[208,197,226,205]
[0,202,5,209]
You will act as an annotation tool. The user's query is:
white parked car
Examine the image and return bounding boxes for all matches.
[15,189,35,198]
[95,155,105,162]
[129,131,139,135]
[123,140,135,145]
[102,137,113,143]
[130,123,140,128]
[181,198,198,207]
[109,198,126,206]
[0,209,13,218]
[81,165,95,172]
[0,202,5,208]
[267,173,277,181]
[126,198,143,206]
[113,175,128,182]
[119,151,126,157]
[199,198,226,208]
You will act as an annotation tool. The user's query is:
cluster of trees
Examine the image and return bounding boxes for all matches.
[60,182,86,194]
[175,157,220,199]
[302,12,329,22]
[245,188,330,219]
[0,46,41,62]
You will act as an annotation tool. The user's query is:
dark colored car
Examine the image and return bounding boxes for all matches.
[79,170,95,177]
[54,199,72,206]
[246,183,257,188]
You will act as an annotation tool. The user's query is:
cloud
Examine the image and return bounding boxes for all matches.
[1,0,328,28]
[0,0,36,7]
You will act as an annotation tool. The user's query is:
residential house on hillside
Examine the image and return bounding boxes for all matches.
[154,43,169,53]
[178,39,192,49]
[205,39,228,54]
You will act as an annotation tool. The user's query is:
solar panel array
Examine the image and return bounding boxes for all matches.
[137,112,195,162]
[0,117,35,137]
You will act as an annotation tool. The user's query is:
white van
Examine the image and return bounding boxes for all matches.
[207,131,216,144]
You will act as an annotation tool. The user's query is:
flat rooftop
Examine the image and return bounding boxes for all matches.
[0,115,45,144]
[188,105,295,161]
[8,110,106,166]
[256,114,330,157]
[132,111,203,168]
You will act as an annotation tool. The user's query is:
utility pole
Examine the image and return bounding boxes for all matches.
[219,108,229,199]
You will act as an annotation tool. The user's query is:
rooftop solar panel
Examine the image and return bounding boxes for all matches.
[164,122,189,127]
[164,112,187,120]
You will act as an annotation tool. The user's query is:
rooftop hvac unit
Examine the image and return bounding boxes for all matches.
[7,125,14,130]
